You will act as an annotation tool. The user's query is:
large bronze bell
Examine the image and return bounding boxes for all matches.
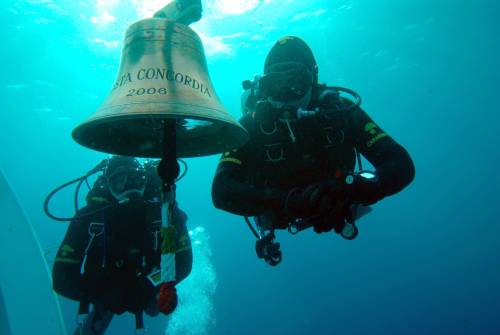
[72,19,248,158]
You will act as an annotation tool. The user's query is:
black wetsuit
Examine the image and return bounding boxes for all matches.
[52,172,192,334]
[212,87,415,225]
[52,201,192,305]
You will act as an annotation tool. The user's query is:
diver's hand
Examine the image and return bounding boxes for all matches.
[311,200,350,234]
[157,282,178,315]
[285,181,346,219]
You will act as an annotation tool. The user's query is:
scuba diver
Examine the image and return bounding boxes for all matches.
[48,156,192,334]
[47,2,204,332]
[212,36,415,266]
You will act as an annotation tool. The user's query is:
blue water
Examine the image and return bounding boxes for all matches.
[1,0,500,334]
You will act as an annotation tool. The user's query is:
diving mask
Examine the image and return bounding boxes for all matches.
[259,62,313,102]
[107,166,147,202]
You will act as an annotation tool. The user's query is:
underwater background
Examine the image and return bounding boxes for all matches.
[1,0,499,334]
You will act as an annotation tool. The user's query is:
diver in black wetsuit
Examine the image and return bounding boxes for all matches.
[212,36,415,265]
[51,156,192,334]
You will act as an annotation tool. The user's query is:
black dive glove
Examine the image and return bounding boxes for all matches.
[284,172,381,219]
[310,172,380,234]
[284,181,349,234]
[284,181,345,219]
[308,201,351,234]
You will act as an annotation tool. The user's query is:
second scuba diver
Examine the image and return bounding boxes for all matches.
[49,1,211,333]
[212,36,415,266]
[50,156,192,334]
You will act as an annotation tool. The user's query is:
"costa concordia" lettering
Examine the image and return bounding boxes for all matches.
[113,67,212,97]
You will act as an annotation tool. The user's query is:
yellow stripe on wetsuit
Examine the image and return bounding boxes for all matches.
[55,257,80,264]
[219,157,242,165]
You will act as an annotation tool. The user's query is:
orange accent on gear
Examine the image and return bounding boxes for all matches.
[157,281,178,315]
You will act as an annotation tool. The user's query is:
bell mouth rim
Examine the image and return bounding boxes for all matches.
[71,112,249,159]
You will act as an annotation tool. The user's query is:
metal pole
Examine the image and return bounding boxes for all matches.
[157,119,180,290]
